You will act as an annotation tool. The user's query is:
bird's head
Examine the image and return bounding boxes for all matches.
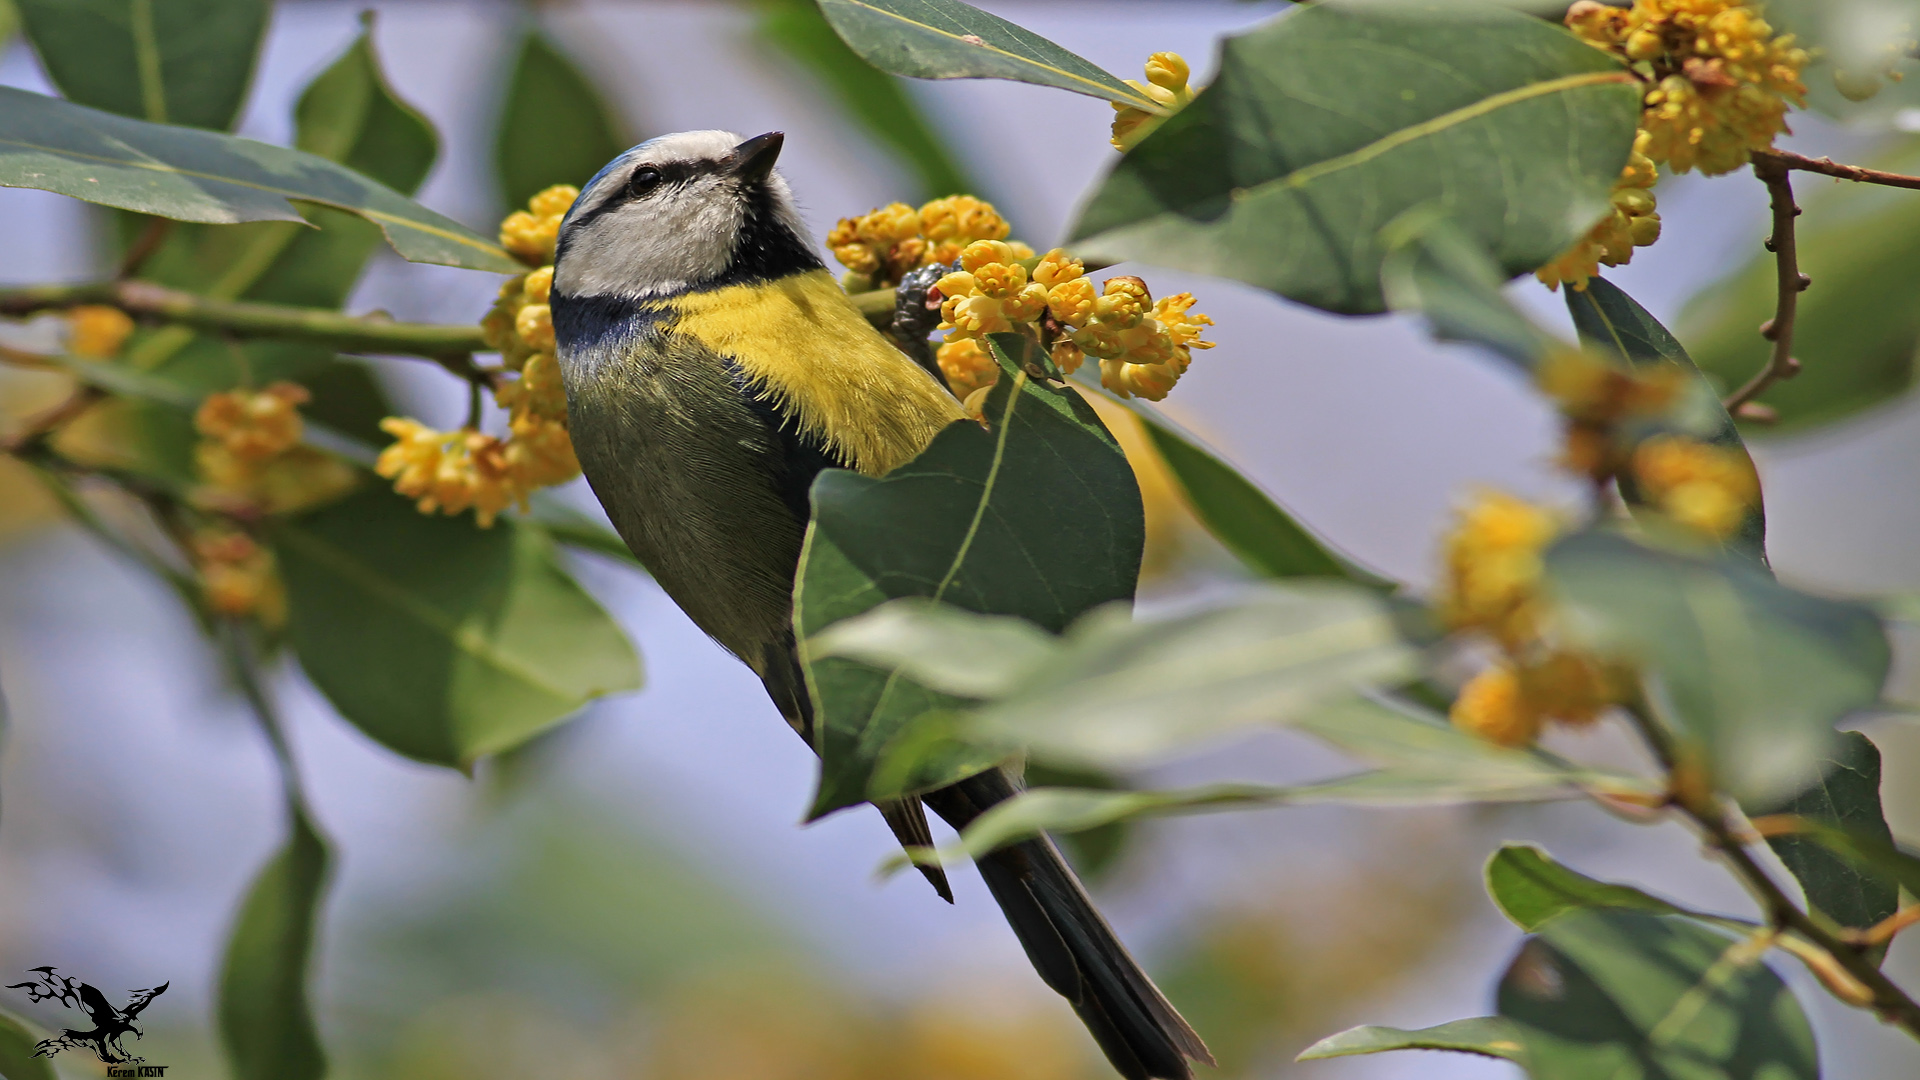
[552,130,816,301]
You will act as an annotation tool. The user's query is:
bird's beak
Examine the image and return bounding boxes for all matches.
[729,132,784,184]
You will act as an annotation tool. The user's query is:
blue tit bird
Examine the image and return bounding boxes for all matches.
[550,130,1211,1080]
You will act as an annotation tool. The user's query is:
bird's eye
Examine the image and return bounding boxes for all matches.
[628,166,662,196]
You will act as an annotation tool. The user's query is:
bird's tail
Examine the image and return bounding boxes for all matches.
[922,769,1213,1080]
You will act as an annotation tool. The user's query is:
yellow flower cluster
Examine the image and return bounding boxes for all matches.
[66,305,135,358]
[1112,52,1196,152]
[1535,346,1687,479]
[192,382,355,516]
[1630,433,1759,539]
[191,527,287,628]
[828,196,1029,290]
[1567,0,1808,176]
[933,243,1214,405]
[1438,491,1622,748]
[499,184,577,266]
[1536,131,1663,291]
[380,187,585,527]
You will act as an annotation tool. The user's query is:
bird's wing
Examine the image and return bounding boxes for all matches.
[121,982,168,1019]
[77,983,117,1025]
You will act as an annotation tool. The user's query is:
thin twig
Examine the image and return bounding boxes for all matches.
[1724,157,1806,412]
[220,619,312,816]
[1858,906,1920,949]
[0,281,490,377]
[1753,148,1920,192]
[1621,699,1920,1036]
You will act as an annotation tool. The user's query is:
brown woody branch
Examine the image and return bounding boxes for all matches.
[1752,148,1920,192]
[1723,156,1806,413]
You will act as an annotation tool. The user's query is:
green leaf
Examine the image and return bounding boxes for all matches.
[218,807,329,1080]
[0,85,520,272]
[133,24,441,384]
[0,1007,55,1080]
[815,0,1156,109]
[494,30,630,211]
[1380,211,1558,369]
[1081,379,1387,586]
[1775,816,1920,897]
[1749,731,1899,939]
[1486,844,1696,932]
[809,597,1056,700]
[1296,1018,1526,1063]
[759,0,973,200]
[1071,2,1643,314]
[1544,529,1889,802]
[1020,761,1133,881]
[16,0,267,130]
[890,694,1655,869]
[1568,276,1768,560]
[796,336,1144,815]
[1679,137,1920,430]
[273,489,643,768]
[1498,909,1817,1080]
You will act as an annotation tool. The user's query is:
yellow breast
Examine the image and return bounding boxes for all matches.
[664,270,965,477]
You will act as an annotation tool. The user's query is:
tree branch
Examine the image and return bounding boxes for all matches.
[1752,148,1920,192]
[1621,697,1920,1036]
[0,281,490,374]
[1724,158,1805,412]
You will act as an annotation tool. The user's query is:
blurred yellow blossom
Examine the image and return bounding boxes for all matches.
[1112,52,1197,152]
[191,527,287,628]
[66,305,135,358]
[1535,346,1689,479]
[191,383,355,515]
[1451,664,1542,748]
[1630,434,1758,538]
[1536,131,1663,291]
[1438,490,1561,648]
[1566,0,1808,176]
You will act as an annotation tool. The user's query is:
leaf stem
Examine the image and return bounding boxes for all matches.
[1723,158,1804,413]
[0,280,492,380]
[220,619,312,816]
[1752,148,1920,192]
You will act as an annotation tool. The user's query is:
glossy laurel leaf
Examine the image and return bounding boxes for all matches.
[796,335,1144,816]
[1486,844,1699,933]
[1749,732,1900,941]
[816,0,1155,109]
[15,0,268,131]
[272,489,643,769]
[0,1008,55,1080]
[0,85,520,273]
[1072,1,1642,314]
[1498,909,1816,1080]
[218,807,329,1080]
[1296,1018,1526,1064]
[493,30,630,211]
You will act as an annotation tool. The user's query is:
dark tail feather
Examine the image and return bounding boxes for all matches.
[923,770,1212,1080]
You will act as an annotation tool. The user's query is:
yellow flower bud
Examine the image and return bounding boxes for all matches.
[515,303,554,352]
[500,211,560,265]
[1047,278,1098,328]
[1630,435,1759,539]
[937,339,999,400]
[67,305,135,358]
[1032,249,1084,288]
[972,261,1027,300]
[527,184,579,220]
[1144,52,1190,93]
[1451,665,1544,748]
[523,265,554,305]
[960,240,1016,273]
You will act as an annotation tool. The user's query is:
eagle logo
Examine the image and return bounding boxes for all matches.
[6,966,169,1064]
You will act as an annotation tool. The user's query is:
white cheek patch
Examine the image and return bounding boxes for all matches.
[556,177,747,300]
